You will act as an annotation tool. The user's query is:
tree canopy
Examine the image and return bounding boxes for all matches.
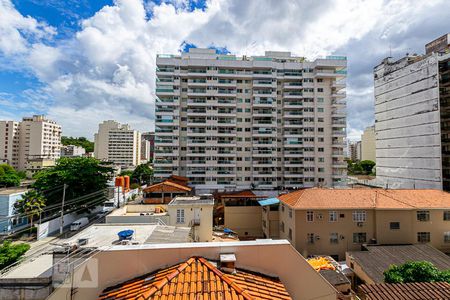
[0,241,30,270]
[0,164,22,188]
[14,190,45,231]
[61,136,94,153]
[384,261,450,284]
[347,159,376,176]
[32,157,113,205]
[131,164,153,184]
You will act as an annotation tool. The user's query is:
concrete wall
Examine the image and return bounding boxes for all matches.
[167,204,213,242]
[262,206,279,238]
[361,126,376,162]
[47,241,337,300]
[0,277,53,300]
[224,206,263,238]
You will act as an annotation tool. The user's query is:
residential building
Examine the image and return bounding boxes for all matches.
[374,35,450,190]
[0,187,28,233]
[425,33,450,54]
[277,188,450,260]
[0,116,61,171]
[347,244,450,284]
[361,125,375,162]
[47,240,338,300]
[0,121,20,169]
[142,176,192,204]
[140,139,150,162]
[60,145,86,157]
[94,120,141,167]
[141,131,155,161]
[25,157,55,178]
[349,141,361,161]
[154,48,347,192]
[167,194,214,242]
[358,282,450,300]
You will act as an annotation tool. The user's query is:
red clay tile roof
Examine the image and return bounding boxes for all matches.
[215,190,261,199]
[143,180,192,193]
[359,282,450,300]
[278,188,450,210]
[98,257,292,300]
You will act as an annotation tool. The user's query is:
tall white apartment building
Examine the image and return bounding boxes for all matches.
[374,35,450,190]
[0,116,61,171]
[154,48,347,192]
[94,120,141,167]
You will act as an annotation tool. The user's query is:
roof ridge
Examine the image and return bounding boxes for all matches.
[197,257,255,300]
[141,257,196,299]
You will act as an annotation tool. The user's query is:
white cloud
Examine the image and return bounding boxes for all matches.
[0,0,449,138]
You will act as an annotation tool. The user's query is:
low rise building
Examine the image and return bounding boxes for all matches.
[25,157,55,178]
[278,188,450,260]
[0,187,28,233]
[168,195,214,242]
[142,177,192,204]
[47,240,338,300]
[60,145,86,157]
[346,244,450,285]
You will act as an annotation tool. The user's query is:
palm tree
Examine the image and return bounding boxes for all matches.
[14,190,46,233]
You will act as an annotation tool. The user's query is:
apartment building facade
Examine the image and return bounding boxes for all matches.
[0,116,61,172]
[277,188,450,260]
[154,48,347,192]
[94,120,141,167]
[141,131,155,161]
[361,125,375,162]
[374,35,450,190]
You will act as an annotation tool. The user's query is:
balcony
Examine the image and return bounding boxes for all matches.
[187,89,207,96]
[283,71,302,79]
[283,92,303,99]
[283,82,303,90]
[252,70,273,78]
[253,98,275,107]
[187,99,207,106]
[156,87,175,96]
[253,80,275,88]
[332,130,346,136]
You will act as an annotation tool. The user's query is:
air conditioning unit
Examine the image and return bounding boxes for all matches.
[357,222,364,227]
[317,214,323,220]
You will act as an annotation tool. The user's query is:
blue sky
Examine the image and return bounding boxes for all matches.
[0,0,449,139]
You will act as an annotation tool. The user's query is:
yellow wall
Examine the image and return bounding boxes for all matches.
[224,206,263,238]
[262,206,280,238]
[168,204,213,242]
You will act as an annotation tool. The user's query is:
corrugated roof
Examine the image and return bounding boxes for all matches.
[348,244,450,283]
[359,282,450,300]
[278,188,450,209]
[98,257,292,300]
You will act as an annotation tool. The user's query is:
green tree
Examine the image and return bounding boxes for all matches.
[0,164,21,187]
[13,190,46,232]
[360,160,376,175]
[131,164,153,184]
[61,136,94,153]
[32,157,113,205]
[384,261,449,283]
[0,241,30,270]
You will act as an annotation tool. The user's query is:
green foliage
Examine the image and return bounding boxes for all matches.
[119,170,133,177]
[131,164,153,184]
[14,190,46,231]
[32,157,113,205]
[347,159,376,176]
[0,241,30,270]
[384,261,450,284]
[130,183,140,190]
[61,136,94,153]
[0,164,21,187]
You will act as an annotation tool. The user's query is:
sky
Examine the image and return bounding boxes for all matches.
[0,0,449,141]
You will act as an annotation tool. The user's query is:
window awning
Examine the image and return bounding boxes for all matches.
[258,198,280,206]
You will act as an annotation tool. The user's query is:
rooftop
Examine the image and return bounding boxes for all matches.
[169,195,214,206]
[143,180,192,193]
[0,187,28,195]
[278,188,450,210]
[359,282,450,300]
[347,244,450,283]
[98,256,292,300]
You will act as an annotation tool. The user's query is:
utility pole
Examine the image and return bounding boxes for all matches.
[60,184,67,234]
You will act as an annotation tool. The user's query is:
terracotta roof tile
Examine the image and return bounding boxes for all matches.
[359,282,450,300]
[98,257,291,300]
[278,188,450,210]
[143,180,192,193]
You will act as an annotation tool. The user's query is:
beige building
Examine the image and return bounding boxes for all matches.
[0,116,61,171]
[25,157,56,178]
[154,48,347,192]
[167,195,214,242]
[94,120,141,167]
[48,240,337,300]
[349,141,361,161]
[361,125,375,162]
[277,188,450,260]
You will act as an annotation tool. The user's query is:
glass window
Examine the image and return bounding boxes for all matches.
[353,232,367,244]
[417,211,430,222]
[288,228,293,240]
[352,211,366,222]
[444,232,450,243]
[306,211,314,222]
[417,232,430,243]
[329,211,338,222]
[390,222,400,230]
[330,232,338,244]
[444,211,450,221]
[176,209,185,224]
[307,233,315,244]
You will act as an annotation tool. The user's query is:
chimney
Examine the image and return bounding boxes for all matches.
[219,254,236,274]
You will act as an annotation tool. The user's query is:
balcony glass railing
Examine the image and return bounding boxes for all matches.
[218,69,236,74]
[156,88,174,93]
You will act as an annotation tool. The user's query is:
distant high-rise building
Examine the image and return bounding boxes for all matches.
[0,115,61,172]
[349,141,361,161]
[154,48,347,192]
[374,34,450,189]
[141,132,155,162]
[361,125,376,162]
[94,120,141,167]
